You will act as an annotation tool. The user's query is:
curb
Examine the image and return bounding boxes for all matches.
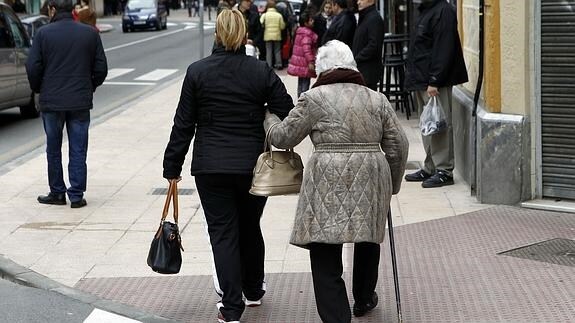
[0,254,175,323]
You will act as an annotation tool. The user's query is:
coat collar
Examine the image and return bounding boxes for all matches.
[418,0,443,12]
[51,12,74,23]
[358,4,377,20]
[212,44,247,55]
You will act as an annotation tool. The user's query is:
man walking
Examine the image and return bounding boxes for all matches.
[404,0,468,188]
[351,0,384,91]
[26,0,108,208]
[321,0,356,47]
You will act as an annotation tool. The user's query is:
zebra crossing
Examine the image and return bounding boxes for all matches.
[103,68,180,86]
[115,21,216,30]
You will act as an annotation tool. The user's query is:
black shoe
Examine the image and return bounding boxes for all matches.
[37,193,66,205]
[404,169,432,182]
[353,291,378,317]
[70,199,87,208]
[422,170,454,188]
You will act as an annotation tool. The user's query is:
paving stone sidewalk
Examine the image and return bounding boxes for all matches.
[5,71,571,323]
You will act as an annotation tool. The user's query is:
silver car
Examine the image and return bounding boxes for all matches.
[0,3,38,118]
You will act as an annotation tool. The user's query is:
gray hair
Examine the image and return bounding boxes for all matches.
[315,40,358,75]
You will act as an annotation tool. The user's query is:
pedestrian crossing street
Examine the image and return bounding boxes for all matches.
[103,68,180,86]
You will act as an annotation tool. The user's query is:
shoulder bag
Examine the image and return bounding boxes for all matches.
[147,180,184,274]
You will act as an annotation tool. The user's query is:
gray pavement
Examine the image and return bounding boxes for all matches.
[0,69,573,322]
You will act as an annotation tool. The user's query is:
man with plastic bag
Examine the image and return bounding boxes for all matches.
[404,0,468,188]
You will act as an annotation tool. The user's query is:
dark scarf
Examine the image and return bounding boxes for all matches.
[312,68,366,88]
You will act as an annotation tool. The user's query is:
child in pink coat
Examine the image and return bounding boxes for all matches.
[287,12,318,97]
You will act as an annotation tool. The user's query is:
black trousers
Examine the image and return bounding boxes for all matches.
[195,174,267,321]
[309,242,380,323]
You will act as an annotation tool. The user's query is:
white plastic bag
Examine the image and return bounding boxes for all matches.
[419,96,447,136]
[245,44,259,59]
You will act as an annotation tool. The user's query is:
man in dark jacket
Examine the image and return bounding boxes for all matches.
[239,0,264,58]
[404,0,468,188]
[351,0,384,90]
[26,0,107,208]
[321,0,356,47]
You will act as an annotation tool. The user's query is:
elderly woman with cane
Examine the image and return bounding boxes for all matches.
[264,40,408,323]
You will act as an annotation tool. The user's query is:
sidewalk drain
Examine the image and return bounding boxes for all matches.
[150,188,195,195]
[498,238,575,267]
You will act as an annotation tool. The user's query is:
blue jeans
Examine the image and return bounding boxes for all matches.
[297,77,311,98]
[41,110,90,202]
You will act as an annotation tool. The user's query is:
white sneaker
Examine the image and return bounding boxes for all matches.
[244,298,262,307]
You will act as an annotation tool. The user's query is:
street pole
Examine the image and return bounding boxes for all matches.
[199,0,205,59]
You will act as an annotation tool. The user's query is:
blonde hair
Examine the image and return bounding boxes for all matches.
[216,9,248,51]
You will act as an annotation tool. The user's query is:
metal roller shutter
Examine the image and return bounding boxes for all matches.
[540,1,575,199]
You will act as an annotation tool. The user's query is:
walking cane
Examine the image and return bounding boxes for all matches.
[387,209,403,323]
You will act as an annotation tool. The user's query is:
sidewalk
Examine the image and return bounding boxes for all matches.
[0,72,573,322]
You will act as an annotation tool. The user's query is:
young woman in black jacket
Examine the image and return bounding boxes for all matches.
[163,9,293,323]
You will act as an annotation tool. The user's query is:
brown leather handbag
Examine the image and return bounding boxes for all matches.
[249,124,304,196]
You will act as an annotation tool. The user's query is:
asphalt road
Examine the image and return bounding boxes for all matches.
[0,19,214,172]
[0,279,94,323]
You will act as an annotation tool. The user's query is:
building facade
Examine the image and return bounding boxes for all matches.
[448,0,575,205]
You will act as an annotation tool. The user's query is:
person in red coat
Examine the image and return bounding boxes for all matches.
[287,12,318,97]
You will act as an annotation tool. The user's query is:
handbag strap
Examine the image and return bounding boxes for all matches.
[264,123,296,166]
[160,180,179,224]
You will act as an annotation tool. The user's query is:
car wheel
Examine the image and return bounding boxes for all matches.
[155,20,161,31]
[122,25,129,33]
[19,93,39,119]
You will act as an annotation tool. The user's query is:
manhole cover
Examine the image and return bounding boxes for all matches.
[498,238,575,267]
[150,188,195,195]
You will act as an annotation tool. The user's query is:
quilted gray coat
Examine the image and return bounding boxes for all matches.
[264,83,408,247]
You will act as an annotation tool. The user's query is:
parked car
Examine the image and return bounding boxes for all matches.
[0,3,38,118]
[122,0,168,32]
[20,14,50,43]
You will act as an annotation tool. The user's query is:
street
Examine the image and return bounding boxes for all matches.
[0,16,215,170]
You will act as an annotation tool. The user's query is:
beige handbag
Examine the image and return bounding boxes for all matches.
[249,124,304,196]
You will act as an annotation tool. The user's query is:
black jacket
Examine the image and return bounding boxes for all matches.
[322,9,356,47]
[26,12,107,111]
[352,5,385,88]
[163,46,294,178]
[405,0,468,91]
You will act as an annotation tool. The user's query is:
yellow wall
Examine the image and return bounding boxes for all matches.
[484,0,501,113]
[499,0,530,115]
[459,0,530,116]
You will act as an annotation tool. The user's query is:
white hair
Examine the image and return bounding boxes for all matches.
[315,40,358,75]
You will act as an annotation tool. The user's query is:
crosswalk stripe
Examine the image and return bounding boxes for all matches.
[134,69,178,81]
[83,309,141,323]
[105,68,135,80]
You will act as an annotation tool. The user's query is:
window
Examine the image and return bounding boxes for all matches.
[4,11,29,48]
[0,14,13,48]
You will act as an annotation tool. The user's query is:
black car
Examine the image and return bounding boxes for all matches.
[20,15,50,43]
[122,0,168,32]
